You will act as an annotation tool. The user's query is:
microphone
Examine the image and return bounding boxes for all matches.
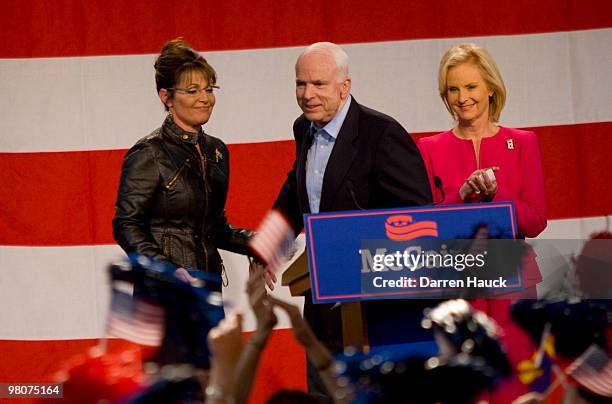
[347,181,366,210]
[421,176,445,207]
[433,176,445,205]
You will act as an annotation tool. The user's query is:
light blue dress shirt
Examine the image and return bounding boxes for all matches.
[305,95,352,213]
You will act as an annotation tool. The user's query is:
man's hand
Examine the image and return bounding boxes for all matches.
[249,256,277,291]
[263,267,277,290]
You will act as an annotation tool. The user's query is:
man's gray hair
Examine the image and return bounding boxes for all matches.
[297,42,349,79]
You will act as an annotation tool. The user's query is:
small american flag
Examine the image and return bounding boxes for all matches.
[249,209,296,272]
[566,344,612,398]
[107,288,166,347]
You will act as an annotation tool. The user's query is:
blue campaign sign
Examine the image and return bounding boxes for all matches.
[304,202,522,304]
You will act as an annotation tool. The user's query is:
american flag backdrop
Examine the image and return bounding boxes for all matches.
[1,1,611,402]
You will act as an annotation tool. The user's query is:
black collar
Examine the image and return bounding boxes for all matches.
[164,115,202,145]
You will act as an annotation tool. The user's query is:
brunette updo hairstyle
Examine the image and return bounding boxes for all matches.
[154,38,217,110]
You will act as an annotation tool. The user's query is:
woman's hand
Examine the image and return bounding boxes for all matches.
[460,167,499,202]
[174,267,200,285]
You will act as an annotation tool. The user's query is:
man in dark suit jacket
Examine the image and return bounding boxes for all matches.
[272,42,432,397]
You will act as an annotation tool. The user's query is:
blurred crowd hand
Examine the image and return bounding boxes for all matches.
[247,260,278,341]
[206,313,244,403]
[268,296,315,348]
[248,261,331,364]
[460,167,499,202]
[208,313,244,365]
[511,392,544,404]
[229,261,281,404]
[239,261,337,402]
[268,296,338,400]
[248,260,329,357]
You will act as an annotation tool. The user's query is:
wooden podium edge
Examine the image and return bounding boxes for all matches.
[282,248,370,350]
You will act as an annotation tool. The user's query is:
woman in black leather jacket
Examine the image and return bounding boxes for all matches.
[113,38,253,289]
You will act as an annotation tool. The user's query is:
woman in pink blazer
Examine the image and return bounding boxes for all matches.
[418,43,548,402]
[418,43,547,239]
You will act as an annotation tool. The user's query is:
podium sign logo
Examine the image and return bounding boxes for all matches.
[304,202,523,303]
[385,215,438,240]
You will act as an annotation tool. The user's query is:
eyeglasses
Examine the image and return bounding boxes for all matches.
[168,85,220,97]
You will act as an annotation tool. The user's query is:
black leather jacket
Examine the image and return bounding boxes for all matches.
[113,117,253,278]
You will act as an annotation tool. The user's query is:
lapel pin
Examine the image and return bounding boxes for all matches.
[215,148,223,162]
[506,139,514,150]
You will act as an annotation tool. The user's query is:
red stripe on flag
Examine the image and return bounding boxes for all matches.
[1,0,611,58]
[0,140,294,245]
[0,149,125,246]
[532,123,612,222]
[1,122,611,246]
[225,140,297,236]
[244,329,307,403]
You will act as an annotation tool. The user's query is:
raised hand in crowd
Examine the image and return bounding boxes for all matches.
[247,258,278,334]
[231,259,279,403]
[206,313,244,403]
[268,296,341,403]
[239,260,341,403]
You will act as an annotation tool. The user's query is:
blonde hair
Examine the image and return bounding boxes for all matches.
[438,43,506,122]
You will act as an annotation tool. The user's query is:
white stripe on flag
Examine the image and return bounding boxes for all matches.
[1,29,610,152]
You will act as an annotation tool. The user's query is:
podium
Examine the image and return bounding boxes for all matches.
[282,250,370,349]
[282,202,520,351]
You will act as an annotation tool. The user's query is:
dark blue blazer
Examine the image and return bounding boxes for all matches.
[274,97,432,234]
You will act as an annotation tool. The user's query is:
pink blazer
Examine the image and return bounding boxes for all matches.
[417,127,547,238]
